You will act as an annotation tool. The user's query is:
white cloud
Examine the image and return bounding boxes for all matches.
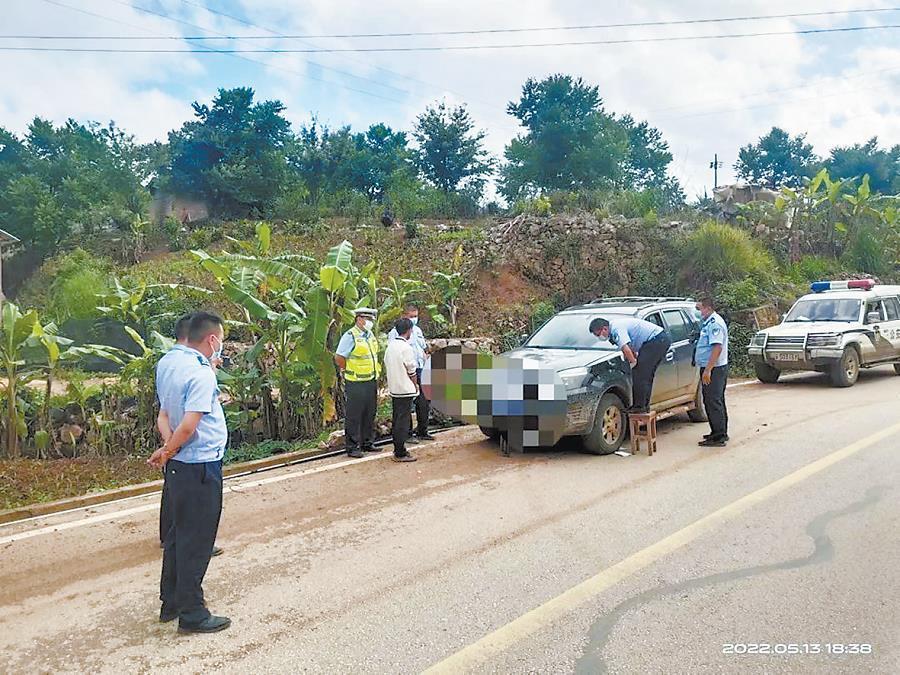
[3,0,898,196]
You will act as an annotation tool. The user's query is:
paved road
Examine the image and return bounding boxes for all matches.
[1,369,899,674]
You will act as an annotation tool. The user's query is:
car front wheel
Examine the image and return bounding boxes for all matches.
[582,392,627,455]
[830,347,860,387]
[754,362,781,384]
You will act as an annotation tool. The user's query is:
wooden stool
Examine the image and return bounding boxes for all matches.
[629,411,658,456]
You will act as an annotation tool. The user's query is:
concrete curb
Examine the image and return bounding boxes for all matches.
[0,446,329,526]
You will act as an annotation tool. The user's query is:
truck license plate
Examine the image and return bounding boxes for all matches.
[772,352,801,362]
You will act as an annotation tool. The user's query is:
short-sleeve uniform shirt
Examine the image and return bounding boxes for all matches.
[155,345,228,463]
[694,312,729,367]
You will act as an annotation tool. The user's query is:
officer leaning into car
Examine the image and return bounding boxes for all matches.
[694,296,729,447]
[334,308,382,458]
[590,316,671,413]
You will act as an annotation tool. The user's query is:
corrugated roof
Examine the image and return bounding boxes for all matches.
[0,228,20,244]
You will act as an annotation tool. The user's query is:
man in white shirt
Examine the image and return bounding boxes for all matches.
[384,317,420,462]
[388,304,434,441]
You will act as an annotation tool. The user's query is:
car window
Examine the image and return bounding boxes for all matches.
[644,312,663,328]
[525,314,620,350]
[884,297,900,321]
[662,309,690,342]
[786,298,861,322]
[865,301,886,324]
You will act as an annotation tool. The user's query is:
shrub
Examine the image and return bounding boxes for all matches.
[677,222,777,292]
[787,255,846,284]
[714,278,764,312]
[19,249,114,322]
[843,223,889,277]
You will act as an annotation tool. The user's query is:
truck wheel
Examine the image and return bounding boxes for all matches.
[582,393,626,455]
[479,426,500,442]
[687,381,708,422]
[754,362,781,384]
[830,347,860,387]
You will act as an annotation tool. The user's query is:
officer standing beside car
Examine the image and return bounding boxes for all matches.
[694,296,729,447]
[334,308,382,458]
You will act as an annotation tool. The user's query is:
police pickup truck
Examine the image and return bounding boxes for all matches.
[748,280,900,387]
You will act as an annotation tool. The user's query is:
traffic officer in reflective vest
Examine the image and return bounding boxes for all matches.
[694,296,729,447]
[335,308,382,458]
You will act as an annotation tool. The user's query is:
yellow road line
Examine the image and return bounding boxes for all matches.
[424,420,900,673]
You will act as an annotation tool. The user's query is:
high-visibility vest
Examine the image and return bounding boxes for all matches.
[344,326,381,382]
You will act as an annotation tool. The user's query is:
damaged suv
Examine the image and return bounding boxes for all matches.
[481,298,707,454]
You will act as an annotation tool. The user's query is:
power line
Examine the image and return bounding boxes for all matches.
[5,7,899,40]
[3,23,897,53]
[102,0,413,99]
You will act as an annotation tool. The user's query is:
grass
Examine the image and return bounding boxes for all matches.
[0,457,160,511]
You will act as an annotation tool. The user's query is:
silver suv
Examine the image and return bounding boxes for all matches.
[748,280,900,387]
[481,297,707,454]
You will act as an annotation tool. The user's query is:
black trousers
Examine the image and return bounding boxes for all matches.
[701,365,729,439]
[392,395,414,456]
[160,459,223,624]
[345,379,377,451]
[411,368,430,436]
[632,334,671,410]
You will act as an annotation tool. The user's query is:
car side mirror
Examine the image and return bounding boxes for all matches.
[689,328,700,342]
[519,333,529,344]
[866,311,881,325]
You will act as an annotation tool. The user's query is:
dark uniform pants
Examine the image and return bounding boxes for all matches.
[411,368,430,436]
[392,395,414,456]
[345,379,377,451]
[701,365,729,439]
[160,459,223,624]
[632,334,671,410]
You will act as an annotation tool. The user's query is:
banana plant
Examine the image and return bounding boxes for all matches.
[0,302,40,457]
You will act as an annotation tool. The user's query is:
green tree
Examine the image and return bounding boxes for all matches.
[413,102,493,198]
[164,87,291,217]
[0,119,149,254]
[499,74,678,202]
[735,127,818,189]
[824,137,900,195]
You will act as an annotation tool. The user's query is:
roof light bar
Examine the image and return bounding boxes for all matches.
[810,279,875,293]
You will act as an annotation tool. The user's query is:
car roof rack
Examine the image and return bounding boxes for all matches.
[588,296,693,304]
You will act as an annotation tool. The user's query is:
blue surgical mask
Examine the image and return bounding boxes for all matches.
[363,319,374,332]
[410,317,419,326]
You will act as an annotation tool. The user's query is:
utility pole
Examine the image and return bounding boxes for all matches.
[709,154,723,189]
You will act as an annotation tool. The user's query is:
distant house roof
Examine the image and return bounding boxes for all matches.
[0,228,19,245]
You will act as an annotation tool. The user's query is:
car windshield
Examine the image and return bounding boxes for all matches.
[526,314,621,350]
[785,298,861,322]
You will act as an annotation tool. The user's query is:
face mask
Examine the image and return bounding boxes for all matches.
[410,316,418,326]
[211,335,224,360]
[363,320,374,332]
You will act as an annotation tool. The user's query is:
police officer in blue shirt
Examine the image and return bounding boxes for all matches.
[694,297,729,447]
[590,316,671,413]
[149,312,231,634]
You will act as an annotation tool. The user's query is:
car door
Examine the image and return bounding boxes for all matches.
[878,296,900,359]
[662,308,696,396]
[641,311,678,405]
[863,299,892,361]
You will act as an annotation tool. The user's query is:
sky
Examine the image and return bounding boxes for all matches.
[3,0,900,200]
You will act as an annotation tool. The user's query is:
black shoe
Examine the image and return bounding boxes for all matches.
[406,437,421,445]
[178,615,231,634]
[392,454,418,463]
[348,449,364,458]
[211,546,224,557]
[363,446,380,453]
[626,407,649,415]
[698,438,727,447]
[159,540,165,549]
[159,605,179,623]
[417,433,437,441]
